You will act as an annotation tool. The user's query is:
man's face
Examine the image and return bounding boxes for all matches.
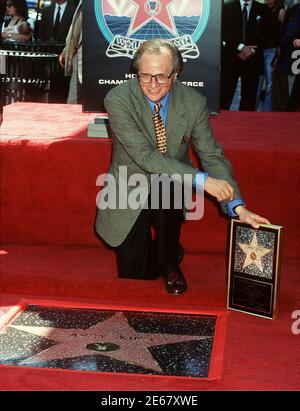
[138,49,176,102]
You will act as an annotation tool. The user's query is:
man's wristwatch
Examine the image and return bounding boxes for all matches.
[8,33,12,38]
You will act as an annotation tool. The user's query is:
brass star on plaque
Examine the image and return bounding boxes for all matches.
[238,232,272,272]
[10,312,211,372]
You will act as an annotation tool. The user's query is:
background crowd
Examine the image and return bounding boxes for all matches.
[222,0,300,111]
[0,0,299,118]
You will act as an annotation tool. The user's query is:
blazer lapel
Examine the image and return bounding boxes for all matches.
[129,79,187,152]
[49,5,55,35]
[130,79,157,145]
[248,2,257,27]
[165,81,187,155]
[59,4,72,33]
[49,4,55,22]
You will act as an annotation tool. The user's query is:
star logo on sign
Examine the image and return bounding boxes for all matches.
[238,232,272,272]
[10,312,210,372]
[128,0,178,37]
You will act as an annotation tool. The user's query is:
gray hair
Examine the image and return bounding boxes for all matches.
[132,39,183,75]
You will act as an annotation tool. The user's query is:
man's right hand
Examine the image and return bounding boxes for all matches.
[59,52,66,68]
[238,45,257,61]
[204,176,234,202]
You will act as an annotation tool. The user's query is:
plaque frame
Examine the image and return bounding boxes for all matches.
[227,219,283,320]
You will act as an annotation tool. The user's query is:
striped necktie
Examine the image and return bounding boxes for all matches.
[152,103,167,154]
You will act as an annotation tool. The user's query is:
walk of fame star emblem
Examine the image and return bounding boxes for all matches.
[95,0,209,60]
[238,232,272,273]
[9,312,210,373]
[234,226,275,279]
[0,304,225,378]
[128,0,178,37]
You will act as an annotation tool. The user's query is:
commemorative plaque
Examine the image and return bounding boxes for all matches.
[227,220,283,319]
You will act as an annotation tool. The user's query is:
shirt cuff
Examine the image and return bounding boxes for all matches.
[237,43,245,51]
[227,199,245,217]
[193,171,209,190]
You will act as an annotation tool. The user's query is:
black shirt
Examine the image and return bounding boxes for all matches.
[0,0,5,26]
[265,5,284,49]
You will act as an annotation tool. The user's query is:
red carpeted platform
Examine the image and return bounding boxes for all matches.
[1,103,300,390]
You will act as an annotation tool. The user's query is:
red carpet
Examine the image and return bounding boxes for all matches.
[1,252,299,390]
[1,103,300,390]
[1,103,300,257]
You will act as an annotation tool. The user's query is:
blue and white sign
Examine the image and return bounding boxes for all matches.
[83,1,221,113]
[94,0,209,61]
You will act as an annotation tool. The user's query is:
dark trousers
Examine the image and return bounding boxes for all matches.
[287,74,300,111]
[49,68,70,104]
[272,69,289,111]
[221,59,260,111]
[116,190,184,280]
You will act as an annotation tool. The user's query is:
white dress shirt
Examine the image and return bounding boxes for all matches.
[239,0,253,20]
[237,0,254,51]
[53,1,68,25]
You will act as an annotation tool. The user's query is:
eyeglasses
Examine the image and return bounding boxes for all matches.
[137,71,174,84]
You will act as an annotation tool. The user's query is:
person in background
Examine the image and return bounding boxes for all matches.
[1,0,32,43]
[59,0,82,104]
[287,12,300,110]
[221,0,269,111]
[38,0,76,103]
[38,0,75,44]
[256,0,285,111]
[272,0,300,110]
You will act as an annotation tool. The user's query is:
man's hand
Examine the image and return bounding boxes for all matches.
[278,8,286,24]
[238,45,257,61]
[234,205,270,229]
[18,22,31,35]
[204,176,234,202]
[293,39,300,48]
[59,52,66,68]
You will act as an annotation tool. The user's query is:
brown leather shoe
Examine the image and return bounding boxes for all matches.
[163,268,187,295]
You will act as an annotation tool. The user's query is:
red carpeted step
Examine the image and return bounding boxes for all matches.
[1,104,300,390]
[1,104,300,257]
[0,245,229,305]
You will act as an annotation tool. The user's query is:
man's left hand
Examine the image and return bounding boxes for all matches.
[234,205,270,229]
